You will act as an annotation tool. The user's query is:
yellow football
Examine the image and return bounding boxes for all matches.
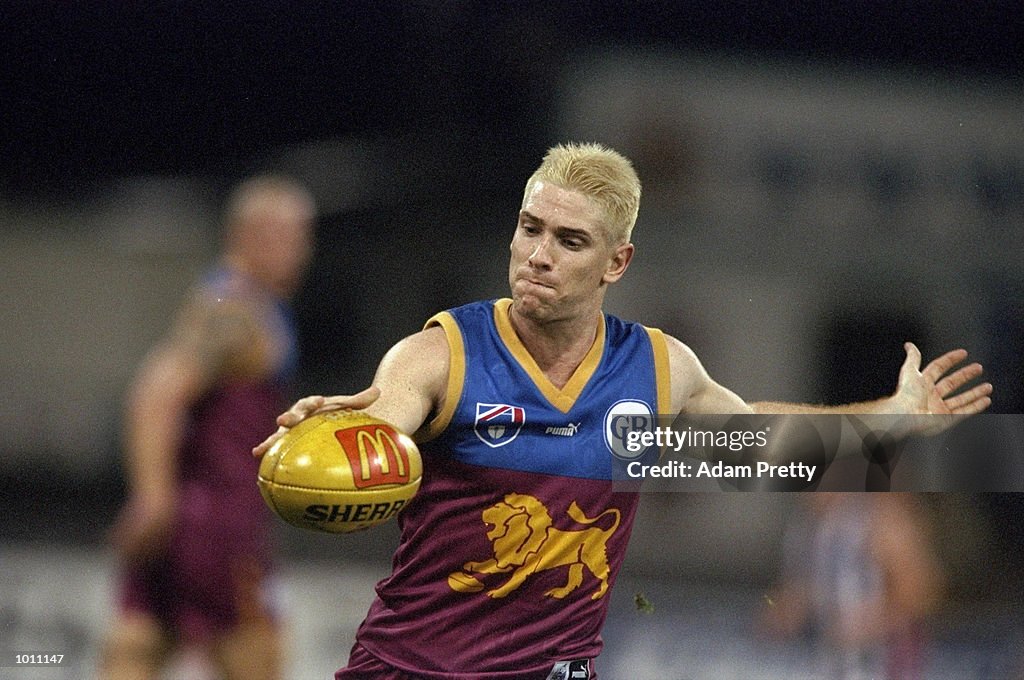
[257,411,422,533]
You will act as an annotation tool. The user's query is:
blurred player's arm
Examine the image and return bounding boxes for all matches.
[253,326,449,457]
[112,295,259,563]
[863,496,943,640]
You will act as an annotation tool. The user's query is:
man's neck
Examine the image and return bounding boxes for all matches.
[508,302,602,389]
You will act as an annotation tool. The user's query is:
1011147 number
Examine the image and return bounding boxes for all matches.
[14,654,65,665]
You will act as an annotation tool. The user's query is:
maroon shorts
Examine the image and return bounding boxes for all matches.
[335,641,597,680]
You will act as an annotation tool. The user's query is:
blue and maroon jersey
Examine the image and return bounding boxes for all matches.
[355,298,670,679]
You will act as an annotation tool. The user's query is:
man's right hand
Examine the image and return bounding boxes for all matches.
[109,495,175,565]
[252,385,381,458]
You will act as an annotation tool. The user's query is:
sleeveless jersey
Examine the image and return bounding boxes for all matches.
[355,298,670,679]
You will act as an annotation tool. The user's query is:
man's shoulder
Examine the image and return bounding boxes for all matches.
[439,298,502,319]
[660,333,703,370]
[175,285,265,338]
[383,325,451,375]
[406,324,449,348]
[162,274,284,379]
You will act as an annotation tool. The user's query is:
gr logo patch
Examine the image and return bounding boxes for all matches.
[603,399,654,460]
[473,402,526,448]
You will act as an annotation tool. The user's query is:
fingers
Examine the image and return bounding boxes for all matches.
[915,345,992,414]
[253,424,291,458]
[253,396,323,457]
[252,387,383,459]
[934,362,984,397]
[898,342,923,384]
[920,347,969,385]
[319,386,381,412]
[277,395,327,427]
[254,394,329,459]
[943,382,993,414]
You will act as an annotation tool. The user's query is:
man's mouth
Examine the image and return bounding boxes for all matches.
[516,271,555,289]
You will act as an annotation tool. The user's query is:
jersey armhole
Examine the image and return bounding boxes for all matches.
[644,326,672,416]
[416,311,466,443]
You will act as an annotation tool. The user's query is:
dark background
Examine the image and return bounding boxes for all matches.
[3,2,1022,190]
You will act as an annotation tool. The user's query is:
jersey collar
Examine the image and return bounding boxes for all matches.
[492,298,605,414]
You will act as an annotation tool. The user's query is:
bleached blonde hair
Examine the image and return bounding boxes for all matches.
[523,142,642,244]
[223,175,315,237]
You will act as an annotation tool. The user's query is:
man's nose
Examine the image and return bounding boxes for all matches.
[527,237,553,268]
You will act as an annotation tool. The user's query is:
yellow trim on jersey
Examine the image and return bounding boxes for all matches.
[417,311,466,443]
[492,298,606,414]
[645,326,672,461]
[644,326,672,415]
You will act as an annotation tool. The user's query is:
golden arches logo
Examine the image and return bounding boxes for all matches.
[355,428,406,479]
[447,493,620,600]
[334,425,411,488]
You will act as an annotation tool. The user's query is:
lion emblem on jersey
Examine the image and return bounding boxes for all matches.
[447,493,621,600]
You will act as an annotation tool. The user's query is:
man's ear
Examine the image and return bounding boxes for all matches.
[603,242,634,284]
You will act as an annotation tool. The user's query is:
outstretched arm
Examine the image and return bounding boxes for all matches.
[751,343,992,433]
[669,335,991,430]
[253,326,449,458]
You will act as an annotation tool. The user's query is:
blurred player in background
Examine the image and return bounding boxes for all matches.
[254,143,990,679]
[100,176,316,680]
[761,494,944,680]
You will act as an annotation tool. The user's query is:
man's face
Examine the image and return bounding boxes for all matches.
[508,180,632,323]
[249,195,315,298]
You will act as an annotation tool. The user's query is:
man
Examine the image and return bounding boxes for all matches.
[254,143,990,679]
[102,176,316,680]
[761,494,944,680]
